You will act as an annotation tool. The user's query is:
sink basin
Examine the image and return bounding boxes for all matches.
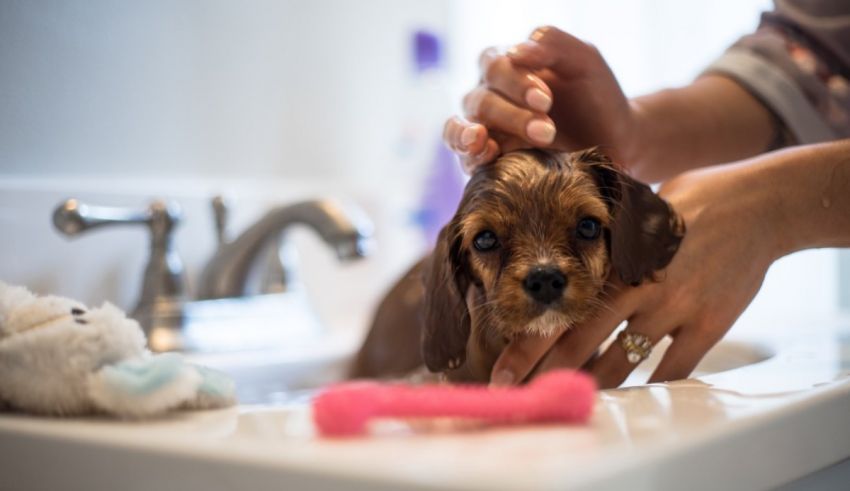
[2,317,849,491]
[184,312,775,405]
[625,335,775,387]
[148,292,327,353]
[176,293,364,404]
[185,331,358,404]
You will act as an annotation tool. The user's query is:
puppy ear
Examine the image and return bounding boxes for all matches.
[421,221,471,373]
[576,148,685,286]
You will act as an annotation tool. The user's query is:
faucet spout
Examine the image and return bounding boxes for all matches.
[197,199,372,300]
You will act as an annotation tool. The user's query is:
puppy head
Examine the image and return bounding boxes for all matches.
[422,148,684,374]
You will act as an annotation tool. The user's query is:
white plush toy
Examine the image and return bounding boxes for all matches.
[0,282,235,418]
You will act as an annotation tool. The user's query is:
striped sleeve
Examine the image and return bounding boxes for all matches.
[703,0,850,146]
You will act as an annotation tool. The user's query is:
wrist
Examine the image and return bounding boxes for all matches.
[621,88,691,183]
[736,155,794,262]
[620,98,650,175]
[744,140,850,259]
[621,76,776,183]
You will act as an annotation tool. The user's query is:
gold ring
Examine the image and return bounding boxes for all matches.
[618,331,653,364]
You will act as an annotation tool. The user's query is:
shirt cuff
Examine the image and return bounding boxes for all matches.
[704,47,837,145]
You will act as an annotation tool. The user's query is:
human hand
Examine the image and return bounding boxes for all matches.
[489,158,784,388]
[443,26,637,174]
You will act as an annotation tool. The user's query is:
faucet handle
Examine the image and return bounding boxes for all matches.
[52,198,186,335]
[53,199,181,238]
[211,195,228,246]
[53,199,154,234]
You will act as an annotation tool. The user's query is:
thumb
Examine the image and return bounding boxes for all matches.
[490,329,564,387]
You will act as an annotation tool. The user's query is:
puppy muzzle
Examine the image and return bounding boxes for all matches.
[523,266,567,305]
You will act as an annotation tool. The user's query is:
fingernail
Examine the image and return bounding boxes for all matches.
[461,126,478,148]
[472,139,491,158]
[507,42,533,57]
[527,72,545,87]
[526,119,556,144]
[530,26,550,42]
[491,369,515,387]
[525,87,552,112]
[509,41,545,63]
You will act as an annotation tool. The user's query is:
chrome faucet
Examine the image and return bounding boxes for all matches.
[52,199,186,333]
[51,196,372,353]
[197,198,373,300]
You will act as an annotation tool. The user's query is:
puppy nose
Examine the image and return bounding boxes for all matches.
[523,266,567,304]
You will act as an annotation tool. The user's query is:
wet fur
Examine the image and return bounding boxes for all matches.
[352,148,684,383]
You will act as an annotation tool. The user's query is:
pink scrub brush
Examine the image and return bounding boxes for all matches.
[312,369,596,437]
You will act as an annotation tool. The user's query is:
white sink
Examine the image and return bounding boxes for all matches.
[188,315,774,404]
[167,292,365,404]
[184,330,359,404]
[1,318,849,491]
[625,334,774,387]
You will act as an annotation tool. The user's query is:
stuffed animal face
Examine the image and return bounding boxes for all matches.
[0,282,235,417]
[0,282,148,415]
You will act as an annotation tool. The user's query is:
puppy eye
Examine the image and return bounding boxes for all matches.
[576,217,601,240]
[472,230,499,252]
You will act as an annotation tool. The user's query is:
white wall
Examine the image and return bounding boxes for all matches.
[446,0,772,101]
[0,0,843,340]
[0,0,449,183]
[0,0,450,333]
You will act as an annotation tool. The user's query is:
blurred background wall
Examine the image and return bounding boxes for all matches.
[0,0,842,335]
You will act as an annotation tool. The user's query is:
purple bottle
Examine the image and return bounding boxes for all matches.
[410,30,466,247]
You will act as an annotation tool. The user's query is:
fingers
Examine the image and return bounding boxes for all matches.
[490,330,563,387]
[442,116,488,156]
[442,117,501,173]
[443,40,565,174]
[588,317,671,389]
[479,47,553,113]
[535,287,637,375]
[463,87,556,146]
[509,26,602,78]
[485,278,639,390]
[465,139,500,173]
[506,41,556,69]
[507,27,609,97]
[648,325,721,384]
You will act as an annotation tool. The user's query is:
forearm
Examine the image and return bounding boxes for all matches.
[754,139,850,257]
[626,75,776,183]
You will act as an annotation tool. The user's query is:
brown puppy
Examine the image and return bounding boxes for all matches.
[352,148,684,382]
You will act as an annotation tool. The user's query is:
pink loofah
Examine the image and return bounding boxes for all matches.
[312,369,596,437]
